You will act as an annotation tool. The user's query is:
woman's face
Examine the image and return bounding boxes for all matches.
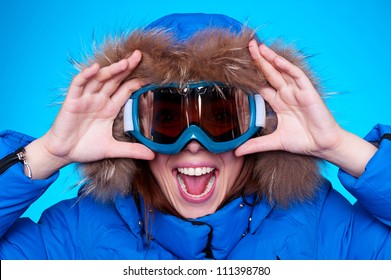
[148,141,244,219]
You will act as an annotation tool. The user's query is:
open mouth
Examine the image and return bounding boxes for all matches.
[176,167,216,203]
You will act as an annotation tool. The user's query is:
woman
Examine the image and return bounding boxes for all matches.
[0,13,390,259]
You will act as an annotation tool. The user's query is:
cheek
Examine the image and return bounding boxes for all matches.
[148,155,174,191]
[223,153,244,170]
[220,153,244,185]
[149,154,170,175]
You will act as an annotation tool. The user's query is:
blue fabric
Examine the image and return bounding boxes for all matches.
[338,124,391,226]
[1,126,391,259]
[144,13,245,42]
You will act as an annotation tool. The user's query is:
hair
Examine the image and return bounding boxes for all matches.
[78,22,323,218]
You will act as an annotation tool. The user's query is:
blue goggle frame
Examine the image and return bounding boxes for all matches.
[123,81,266,154]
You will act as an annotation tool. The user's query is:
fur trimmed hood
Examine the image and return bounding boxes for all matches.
[79,13,322,208]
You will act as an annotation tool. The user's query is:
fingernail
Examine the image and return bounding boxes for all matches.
[276,55,288,63]
[259,43,268,51]
[248,39,257,48]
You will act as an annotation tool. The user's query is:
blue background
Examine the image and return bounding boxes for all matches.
[1,0,390,222]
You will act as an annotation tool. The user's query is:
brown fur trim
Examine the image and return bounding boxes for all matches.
[79,109,138,202]
[78,25,324,209]
[252,152,322,207]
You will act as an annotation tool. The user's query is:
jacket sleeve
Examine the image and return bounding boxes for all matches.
[338,124,391,226]
[316,124,391,259]
[0,130,62,259]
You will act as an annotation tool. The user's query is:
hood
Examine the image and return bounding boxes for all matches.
[144,13,245,42]
[79,13,322,208]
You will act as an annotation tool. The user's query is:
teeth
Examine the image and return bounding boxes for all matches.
[177,174,215,199]
[177,167,214,176]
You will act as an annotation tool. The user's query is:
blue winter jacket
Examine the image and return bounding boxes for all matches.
[0,125,390,259]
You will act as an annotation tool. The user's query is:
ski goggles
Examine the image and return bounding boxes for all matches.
[124,81,265,154]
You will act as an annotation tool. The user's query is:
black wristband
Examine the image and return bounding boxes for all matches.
[380,133,391,143]
[0,147,32,178]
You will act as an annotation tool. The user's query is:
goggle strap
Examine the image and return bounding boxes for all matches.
[254,94,266,127]
[123,99,134,131]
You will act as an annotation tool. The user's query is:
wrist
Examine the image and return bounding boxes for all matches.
[317,130,377,178]
[24,138,70,180]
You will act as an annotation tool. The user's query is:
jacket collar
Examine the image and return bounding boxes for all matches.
[115,195,273,259]
[151,197,253,259]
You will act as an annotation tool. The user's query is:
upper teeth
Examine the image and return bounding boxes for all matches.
[177,167,214,176]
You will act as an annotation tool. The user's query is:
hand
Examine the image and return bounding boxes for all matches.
[26,50,155,179]
[236,40,343,157]
[235,40,377,177]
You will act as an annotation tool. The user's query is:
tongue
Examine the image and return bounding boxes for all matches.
[180,173,214,195]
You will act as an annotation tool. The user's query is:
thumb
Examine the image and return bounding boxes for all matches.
[107,141,155,160]
[235,133,281,157]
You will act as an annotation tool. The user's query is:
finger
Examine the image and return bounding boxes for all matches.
[126,50,143,71]
[235,133,282,156]
[68,63,100,98]
[107,141,155,160]
[98,50,143,96]
[259,44,313,90]
[258,44,297,86]
[248,40,287,90]
[83,59,129,94]
[110,78,145,108]
[249,40,283,87]
[258,86,277,105]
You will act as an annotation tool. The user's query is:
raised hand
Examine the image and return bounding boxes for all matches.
[26,50,155,179]
[236,40,376,177]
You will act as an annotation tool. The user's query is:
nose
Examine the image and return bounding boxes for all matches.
[184,140,205,154]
